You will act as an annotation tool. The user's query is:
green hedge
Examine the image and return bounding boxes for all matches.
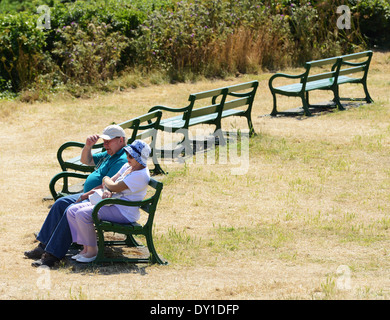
[0,0,170,91]
[0,0,388,93]
[0,12,48,91]
[351,0,390,46]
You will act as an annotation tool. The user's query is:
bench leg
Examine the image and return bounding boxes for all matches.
[145,228,167,265]
[213,128,226,146]
[305,92,310,107]
[180,128,195,156]
[151,163,166,175]
[246,114,256,137]
[300,95,312,116]
[95,228,106,262]
[150,149,166,175]
[333,87,345,111]
[363,82,374,103]
[125,234,143,247]
[150,135,166,175]
[270,93,278,116]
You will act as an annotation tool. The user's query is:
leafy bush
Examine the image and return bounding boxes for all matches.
[286,2,345,63]
[0,12,49,91]
[131,0,295,80]
[0,0,388,96]
[131,0,233,79]
[52,21,128,85]
[351,0,390,47]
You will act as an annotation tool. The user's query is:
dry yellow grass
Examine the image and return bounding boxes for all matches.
[0,51,389,300]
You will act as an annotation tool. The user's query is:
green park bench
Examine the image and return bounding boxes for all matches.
[49,110,163,200]
[92,177,167,265]
[269,51,373,116]
[148,80,259,156]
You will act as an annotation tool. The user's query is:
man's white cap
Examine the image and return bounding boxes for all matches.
[100,125,126,140]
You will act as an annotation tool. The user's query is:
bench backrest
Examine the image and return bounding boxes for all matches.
[338,50,372,79]
[304,57,340,83]
[184,80,258,121]
[224,81,259,113]
[128,110,162,161]
[77,110,162,165]
[141,178,163,216]
[304,50,372,84]
[119,110,162,142]
[133,178,163,229]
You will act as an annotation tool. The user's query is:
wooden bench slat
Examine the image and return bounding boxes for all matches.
[221,108,245,118]
[189,113,218,125]
[306,57,339,67]
[189,104,219,118]
[338,66,365,76]
[190,88,225,100]
[222,97,251,111]
[226,81,258,93]
[337,76,361,84]
[340,51,372,61]
[159,116,186,129]
[307,71,337,82]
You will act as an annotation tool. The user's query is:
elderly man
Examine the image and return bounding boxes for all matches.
[25,125,128,267]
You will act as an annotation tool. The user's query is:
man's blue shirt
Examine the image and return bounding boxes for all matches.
[83,148,127,192]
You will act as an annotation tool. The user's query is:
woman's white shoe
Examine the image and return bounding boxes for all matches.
[71,254,84,260]
[76,255,97,263]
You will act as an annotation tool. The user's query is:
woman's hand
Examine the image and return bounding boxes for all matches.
[102,190,112,199]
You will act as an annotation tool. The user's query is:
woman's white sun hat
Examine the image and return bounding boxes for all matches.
[124,140,151,167]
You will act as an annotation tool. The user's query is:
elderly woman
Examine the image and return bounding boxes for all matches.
[66,140,151,263]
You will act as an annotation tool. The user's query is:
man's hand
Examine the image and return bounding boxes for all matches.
[81,134,100,165]
[85,134,100,147]
[76,193,89,203]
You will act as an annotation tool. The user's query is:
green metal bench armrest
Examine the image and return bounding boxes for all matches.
[57,141,104,171]
[148,105,191,114]
[91,178,165,265]
[49,171,90,199]
[269,70,309,92]
[92,198,151,223]
[91,178,163,226]
[269,70,308,82]
[341,60,369,67]
[148,105,193,129]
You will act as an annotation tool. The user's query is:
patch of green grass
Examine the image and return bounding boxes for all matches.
[207,223,293,254]
[157,226,202,265]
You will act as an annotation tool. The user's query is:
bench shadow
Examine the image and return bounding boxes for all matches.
[63,246,152,275]
[262,100,368,120]
[155,130,244,164]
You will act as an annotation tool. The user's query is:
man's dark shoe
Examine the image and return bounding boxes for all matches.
[24,244,45,260]
[31,252,60,268]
